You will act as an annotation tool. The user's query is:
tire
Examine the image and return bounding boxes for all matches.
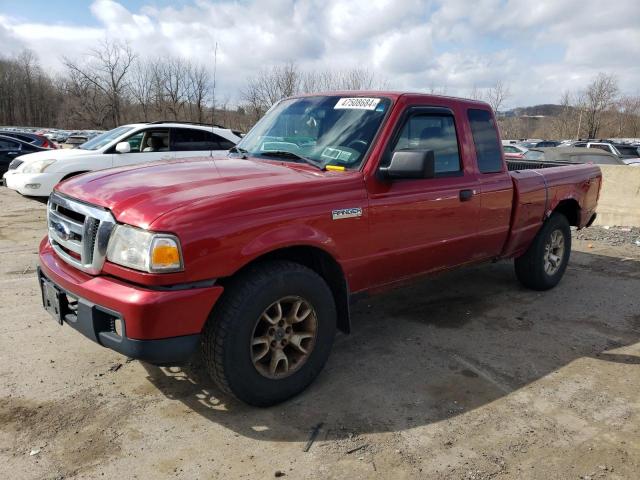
[514,212,571,291]
[201,260,336,406]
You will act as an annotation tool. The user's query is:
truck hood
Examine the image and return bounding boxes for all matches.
[56,157,327,227]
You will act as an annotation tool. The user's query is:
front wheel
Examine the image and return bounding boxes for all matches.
[201,260,336,406]
[515,213,571,291]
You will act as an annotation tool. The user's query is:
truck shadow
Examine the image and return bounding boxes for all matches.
[142,250,640,442]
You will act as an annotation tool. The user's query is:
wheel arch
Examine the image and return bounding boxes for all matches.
[551,198,580,226]
[219,245,351,334]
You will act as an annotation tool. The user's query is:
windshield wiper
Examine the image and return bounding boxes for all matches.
[258,150,323,170]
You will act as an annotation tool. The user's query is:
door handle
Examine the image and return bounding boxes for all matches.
[459,189,475,202]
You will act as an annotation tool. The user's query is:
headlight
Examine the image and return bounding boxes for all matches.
[22,159,56,173]
[106,225,183,273]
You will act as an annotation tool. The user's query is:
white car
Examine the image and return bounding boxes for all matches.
[3,122,240,197]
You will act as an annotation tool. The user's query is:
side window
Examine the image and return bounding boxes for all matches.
[590,144,610,152]
[504,146,516,153]
[215,135,236,150]
[468,109,503,173]
[0,139,19,150]
[172,128,219,151]
[140,129,169,152]
[392,114,461,174]
[120,131,144,153]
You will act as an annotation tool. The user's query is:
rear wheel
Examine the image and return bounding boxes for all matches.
[202,260,336,406]
[514,213,571,291]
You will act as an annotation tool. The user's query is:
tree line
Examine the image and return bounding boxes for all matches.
[492,74,640,140]
[0,41,386,133]
[0,40,638,139]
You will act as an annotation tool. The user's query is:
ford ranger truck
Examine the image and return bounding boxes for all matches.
[38,93,602,406]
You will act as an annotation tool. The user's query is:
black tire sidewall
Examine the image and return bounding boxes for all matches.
[220,266,336,406]
[526,213,571,289]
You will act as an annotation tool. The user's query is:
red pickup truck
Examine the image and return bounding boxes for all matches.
[38,93,601,406]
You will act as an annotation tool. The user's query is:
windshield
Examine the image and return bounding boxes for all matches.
[235,96,391,169]
[79,126,134,151]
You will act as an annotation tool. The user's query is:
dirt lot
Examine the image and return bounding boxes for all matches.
[0,187,639,480]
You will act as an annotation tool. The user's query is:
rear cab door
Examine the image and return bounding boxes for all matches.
[466,107,514,261]
[363,95,483,287]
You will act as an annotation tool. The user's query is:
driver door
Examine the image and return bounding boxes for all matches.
[112,128,173,167]
[365,108,481,287]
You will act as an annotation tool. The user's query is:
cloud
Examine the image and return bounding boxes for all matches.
[0,0,638,107]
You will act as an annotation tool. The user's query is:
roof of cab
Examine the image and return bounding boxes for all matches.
[289,90,493,110]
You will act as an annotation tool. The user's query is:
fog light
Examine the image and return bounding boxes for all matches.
[113,318,124,337]
[25,183,41,189]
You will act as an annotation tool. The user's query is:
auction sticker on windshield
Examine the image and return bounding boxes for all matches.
[334,97,381,110]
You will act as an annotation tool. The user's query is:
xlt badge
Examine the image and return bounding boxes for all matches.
[332,207,362,220]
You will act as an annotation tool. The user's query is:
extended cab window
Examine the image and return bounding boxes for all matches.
[392,113,461,174]
[468,109,503,173]
[172,128,235,151]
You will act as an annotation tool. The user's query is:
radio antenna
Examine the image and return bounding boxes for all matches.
[210,41,219,156]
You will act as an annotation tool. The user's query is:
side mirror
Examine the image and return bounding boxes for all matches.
[379,150,435,179]
[115,141,131,154]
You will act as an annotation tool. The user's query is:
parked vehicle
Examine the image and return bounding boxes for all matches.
[503,144,528,159]
[534,141,561,147]
[3,122,240,197]
[0,134,48,177]
[570,141,640,159]
[60,134,89,149]
[517,139,543,148]
[519,147,629,166]
[37,93,602,406]
[0,130,57,149]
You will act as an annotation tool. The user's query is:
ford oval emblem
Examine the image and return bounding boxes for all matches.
[53,221,72,241]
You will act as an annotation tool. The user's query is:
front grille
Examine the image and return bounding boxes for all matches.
[47,193,115,274]
[9,159,23,170]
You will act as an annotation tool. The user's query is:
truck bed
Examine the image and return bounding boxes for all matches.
[502,161,602,258]
[506,159,573,171]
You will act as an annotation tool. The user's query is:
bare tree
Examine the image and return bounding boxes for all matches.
[486,79,510,113]
[62,40,136,127]
[469,85,483,101]
[185,62,210,123]
[614,95,640,138]
[154,57,189,120]
[129,59,155,122]
[582,73,619,139]
[300,67,383,92]
[241,62,300,119]
[62,68,111,128]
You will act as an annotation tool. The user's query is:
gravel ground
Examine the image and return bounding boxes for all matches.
[1,188,639,480]
[574,226,640,247]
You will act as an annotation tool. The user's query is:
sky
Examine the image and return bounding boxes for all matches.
[0,0,639,109]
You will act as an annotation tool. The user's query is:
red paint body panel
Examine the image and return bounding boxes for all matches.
[39,238,222,339]
[43,92,602,341]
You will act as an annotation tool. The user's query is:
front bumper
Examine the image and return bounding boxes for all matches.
[38,238,224,364]
[3,171,62,196]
